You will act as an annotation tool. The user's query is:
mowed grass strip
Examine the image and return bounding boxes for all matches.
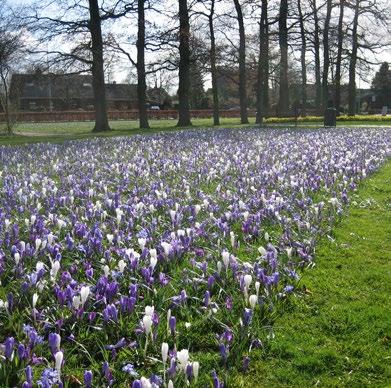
[1,117,391,146]
[231,159,391,387]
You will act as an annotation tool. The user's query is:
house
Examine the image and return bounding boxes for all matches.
[147,86,172,109]
[9,73,138,111]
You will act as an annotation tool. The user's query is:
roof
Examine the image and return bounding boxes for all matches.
[10,73,137,101]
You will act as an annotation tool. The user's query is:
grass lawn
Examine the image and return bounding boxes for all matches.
[233,159,391,387]
[0,117,391,146]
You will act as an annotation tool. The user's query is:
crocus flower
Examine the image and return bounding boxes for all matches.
[84,370,93,388]
[161,342,169,365]
[48,333,61,354]
[177,349,189,371]
[80,286,90,306]
[169,316,176,336]
[249,294,258,309]
[54,350,63,375]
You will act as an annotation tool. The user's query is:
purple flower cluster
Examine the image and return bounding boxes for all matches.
[0,127,390,385]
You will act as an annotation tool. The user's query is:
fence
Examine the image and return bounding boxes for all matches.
[0,109,258,123]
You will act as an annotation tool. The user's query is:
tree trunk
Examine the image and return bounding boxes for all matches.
[233,0,249,124]
[0,70,12,134]
[348,0,359,116]
[256,0,269,124]
[262,0,269,115]
[278,0,289,116]
[177,0,192,127]
[297,0,307,116]
[209,0,220,126]
[322,0,332,109]
[335,0,345,114]
[311,0,322,115]
[137,0,149,129]
[88,0,111,132]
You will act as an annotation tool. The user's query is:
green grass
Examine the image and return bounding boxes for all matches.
[230,159,391,387]
[0,116,391,146]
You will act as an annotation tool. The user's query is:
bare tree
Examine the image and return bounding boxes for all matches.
[278,0,289,116]
[322,0,332,109]
[256,0,269,124]
[309,0,322,114]
[137,0,149,128]
[297,0,307,115]
[88,0,110,132]
[177,0,192,127]
[24,0,132,131]
[209,0,220,125]
[232,0,248,124]
[0,5,23,134]
[334,0,345,113]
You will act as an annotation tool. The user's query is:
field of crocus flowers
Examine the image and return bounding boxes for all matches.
[0,127,390,387]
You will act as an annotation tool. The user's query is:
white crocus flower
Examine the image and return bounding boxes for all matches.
[138,238,147,251]
[193,361,200,382]
[72,295,81,310]
[161,342,169,365]
[258,246,267,256]
[14,252,20,266]
[177,349,189,372]
[118,259,126,273]
[80,286,90,306]
[161,242,171,257]
[230,231,235,248]
[255,281,260,297]
[222,251,230,268]
[54,351,63,375]
[249,294,258,309]
[35,238,42,252]
[144,305,154,316]
[32,293,39,309]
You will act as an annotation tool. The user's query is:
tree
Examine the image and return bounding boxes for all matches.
[177,0,192,127]
[309,0,322,114]
[137,0,149,129]
[334,0,345,113]
[233,0,249,124]
[371,62,391,109]
[208,0,220,125]
[348,0,359,116]
[322,0,332,109]
[88,0,110,132]
[256,0,269,124]
[24,0,132,131]
[297,0,307,115]
[0,4,23,134]
[278,0,289,116]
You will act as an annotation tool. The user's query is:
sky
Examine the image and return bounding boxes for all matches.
[11,0,391,90]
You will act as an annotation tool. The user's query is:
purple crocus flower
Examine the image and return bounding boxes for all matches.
[48,333,61,354]
[243,356,250,372]
[169,316,176,336]
[243,308,253,326]
[219,343,228,363]
[186,363,193,379]
[122,363,138,377]
[84,370,93,388]
[103,303,118,323]
[132,381,142,388]
[18,343,27,360]
[167,357,177,379]
[25,365,33,383]
[5,337,14,359]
